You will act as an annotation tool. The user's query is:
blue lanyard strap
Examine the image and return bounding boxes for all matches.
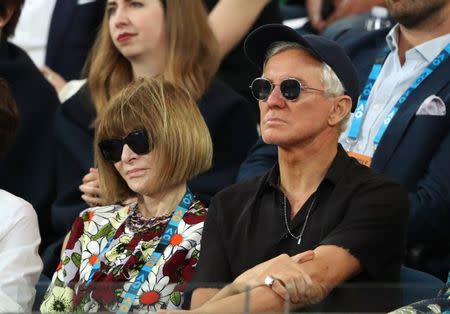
[348,43,450,145]
[347,47,389,142]
[116,189,193,314]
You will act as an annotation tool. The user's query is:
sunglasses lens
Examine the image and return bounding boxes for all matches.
[280,79,301,101]
[99,129,150,163]
[251,78,272,101]
[126,129,150,155]
[99,139,123,163]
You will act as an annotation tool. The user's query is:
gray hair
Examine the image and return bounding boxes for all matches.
[264,41,349,132]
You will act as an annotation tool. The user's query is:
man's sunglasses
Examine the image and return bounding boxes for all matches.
[249,77,324,102]
[99,128,151,163]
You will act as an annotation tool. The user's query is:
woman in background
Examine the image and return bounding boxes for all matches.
[48,0,257,268]
[42,78,213,312]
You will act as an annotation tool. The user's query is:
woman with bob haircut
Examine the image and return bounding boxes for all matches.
[49,0,257,258]
[41,78,213,313]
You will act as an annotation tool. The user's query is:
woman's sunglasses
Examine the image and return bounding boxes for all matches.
[249,77,324,102]
[99,129,151,163]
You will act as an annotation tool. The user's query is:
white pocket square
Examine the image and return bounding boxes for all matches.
[77,0,96,5]
[416,95,446,116]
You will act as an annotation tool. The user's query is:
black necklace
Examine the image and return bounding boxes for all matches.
[282,194,317,245]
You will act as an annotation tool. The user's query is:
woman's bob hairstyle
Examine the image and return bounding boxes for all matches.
[94,78,213,204]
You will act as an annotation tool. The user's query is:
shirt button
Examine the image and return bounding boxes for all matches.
[373,104,380,111]
[357,144,363,151]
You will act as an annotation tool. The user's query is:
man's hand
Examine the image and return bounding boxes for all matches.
[324,0,384,29]
[232,250,316,303]
[306,0,385,32]
[254,252,328,305]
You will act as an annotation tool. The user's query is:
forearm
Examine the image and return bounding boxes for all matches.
[192,274,330,312]
[194,286,284,313]
[209,0,270,58]
[195,280,258,308]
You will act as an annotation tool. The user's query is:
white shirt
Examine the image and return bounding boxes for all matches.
[9,0,57,67]
[0,190,43,313]
[340,24,450,156]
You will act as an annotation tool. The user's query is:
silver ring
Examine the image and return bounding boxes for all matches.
[264,275,276,287]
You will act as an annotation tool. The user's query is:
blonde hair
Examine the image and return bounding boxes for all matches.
[87,0,220,115]
[95,78,213,204]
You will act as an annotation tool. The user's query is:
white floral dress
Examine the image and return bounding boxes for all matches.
[41,199,207,313]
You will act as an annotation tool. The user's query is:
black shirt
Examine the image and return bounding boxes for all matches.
[194,145,408,285]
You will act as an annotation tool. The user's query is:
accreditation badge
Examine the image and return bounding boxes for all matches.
[347,151,372,167]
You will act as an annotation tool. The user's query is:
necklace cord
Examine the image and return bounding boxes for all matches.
[283,193,317,245]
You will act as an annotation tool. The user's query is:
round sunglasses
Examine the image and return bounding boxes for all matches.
[249,77,324,102]
[99,128,152,163]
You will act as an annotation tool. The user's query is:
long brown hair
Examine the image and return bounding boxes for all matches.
[87,0,220,115]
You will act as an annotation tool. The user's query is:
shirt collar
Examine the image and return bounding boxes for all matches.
[386,23,450,63]
[265,144,350,190]
[386,24,400,53]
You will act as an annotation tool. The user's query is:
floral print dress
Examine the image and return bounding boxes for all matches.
[41,199,207,313]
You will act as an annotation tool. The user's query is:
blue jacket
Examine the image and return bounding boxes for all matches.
[46,0,105,80]
[338,28,450,248]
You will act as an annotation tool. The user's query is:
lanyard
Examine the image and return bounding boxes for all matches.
[84,189,193,313]
[347,43,450,146]
[116,189,193,314]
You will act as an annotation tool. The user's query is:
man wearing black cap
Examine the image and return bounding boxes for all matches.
[187,24,408,313]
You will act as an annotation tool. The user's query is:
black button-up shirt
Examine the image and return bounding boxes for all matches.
[194,145,409,285]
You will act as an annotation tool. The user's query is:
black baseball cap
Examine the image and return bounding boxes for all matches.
[244,24,359,111]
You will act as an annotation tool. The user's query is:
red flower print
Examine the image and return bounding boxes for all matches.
[183,212,206,225]
[140,291,160,305]
[162,250,188,282]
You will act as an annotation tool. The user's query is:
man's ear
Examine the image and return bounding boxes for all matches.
[328,95,352,127]
[0,5,14,28]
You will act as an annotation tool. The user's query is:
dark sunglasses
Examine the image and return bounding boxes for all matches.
[99,129,151,163]
[249,77,324,101]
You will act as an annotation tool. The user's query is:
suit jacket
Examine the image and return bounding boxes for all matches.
[46,0,105,81]
[0,42,60,250]
[336,28,450,248]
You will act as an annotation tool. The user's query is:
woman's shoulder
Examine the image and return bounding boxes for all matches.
[0,189,36,223]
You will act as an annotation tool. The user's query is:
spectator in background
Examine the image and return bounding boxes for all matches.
[239,0,450,280]
[44,0,280,117]
[280,0,391,39]
[0,0,59,251]
[41,78,212,313]
[10,0,105,88]
[0,78,43,313]
[338,0,450,281]
[46,0,256,277]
